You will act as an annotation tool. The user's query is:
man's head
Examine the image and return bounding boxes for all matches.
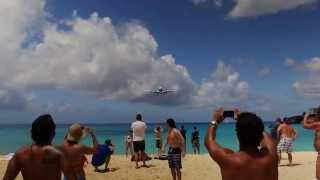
[181,125,184,129]
[236,112,264,149]
[136,114,142,121]
[283,118,290,124]
[166,118,176,129]
[31,114,56,146]
[105,139,112,146]
[193,126,197,130]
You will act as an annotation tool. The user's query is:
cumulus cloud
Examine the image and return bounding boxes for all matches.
[0,0,250,109]
[191,0,223,7]
[193,62,249,107]
[292,57,320,97]
[228,0,317,18]
[258,67,271,77]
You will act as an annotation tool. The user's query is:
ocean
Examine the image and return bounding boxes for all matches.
[0,123,315,155]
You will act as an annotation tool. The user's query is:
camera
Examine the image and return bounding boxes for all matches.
[223,111,235,119]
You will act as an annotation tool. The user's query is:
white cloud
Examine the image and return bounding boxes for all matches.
[229,0,317,18]
[191,0,223,7]
[258,67,271,77]
[193,62,249,107]
[292,57,320,97]
[0,0,250,109]
[305,57,320,72]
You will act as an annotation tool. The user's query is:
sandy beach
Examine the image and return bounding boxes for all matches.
[0,152,317,180]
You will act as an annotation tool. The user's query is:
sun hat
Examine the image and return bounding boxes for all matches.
[67,123,84,142]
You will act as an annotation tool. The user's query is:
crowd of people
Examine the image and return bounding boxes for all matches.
[2,108,320,180]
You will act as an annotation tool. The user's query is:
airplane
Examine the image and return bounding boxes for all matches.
[145,86,177,96]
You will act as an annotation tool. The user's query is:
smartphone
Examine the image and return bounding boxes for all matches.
[223,111,235,119]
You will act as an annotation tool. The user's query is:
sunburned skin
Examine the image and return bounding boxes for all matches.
[278,123,297,139]
[167,129,184,149]
[3,145,70,180]
[205,109,278,180]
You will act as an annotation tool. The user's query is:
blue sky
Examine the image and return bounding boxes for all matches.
[0,0,320,123]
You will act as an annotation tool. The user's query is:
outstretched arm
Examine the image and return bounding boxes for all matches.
[261,131,277,158]
[303,114,320,130]
[82,129,99,154]
[205,108,234,168]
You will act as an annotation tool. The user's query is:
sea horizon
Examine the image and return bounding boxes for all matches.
[0,122,316,155]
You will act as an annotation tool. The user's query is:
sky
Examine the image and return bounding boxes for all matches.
[0,0,320,123]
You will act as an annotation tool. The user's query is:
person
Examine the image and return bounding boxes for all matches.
[269,118,283,141]
[191,126,200,154]
[302,110,320,180]
[164,119,185,180]
[3,114,73,180]
[60,123,99,180]
[154,125,163,157]
[91,139,115,173]
[277,118,297,166]
[125,130,133,158]
[131,114,148,168]
[180,125,187,155]
[205,108,278,180]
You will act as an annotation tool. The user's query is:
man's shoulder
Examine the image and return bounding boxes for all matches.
[15,145,31,156]
[133,121,146,126]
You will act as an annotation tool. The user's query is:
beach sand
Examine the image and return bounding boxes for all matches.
[0,152,317,180]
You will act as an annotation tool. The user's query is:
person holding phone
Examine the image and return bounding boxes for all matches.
[205,108,278,180]
[60,123,99,180]
[302,109,320,180]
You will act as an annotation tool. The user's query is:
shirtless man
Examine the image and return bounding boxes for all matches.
[205,108,278,180]
[302,110,320,180]
[277,119,297,165]
[60,123,99,180]
[3,114,73,180]
[164,119,185,180]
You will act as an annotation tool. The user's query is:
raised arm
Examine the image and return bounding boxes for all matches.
[3,154,21,180]
[303,113,320,130]
[260,131,277,158]
[81,129,99,154]
[205,108,234,168]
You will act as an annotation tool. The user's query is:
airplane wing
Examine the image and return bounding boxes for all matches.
[164,89,176,93]
[144,90,160,95]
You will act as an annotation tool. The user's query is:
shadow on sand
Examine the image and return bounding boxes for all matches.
[279,163,302,167]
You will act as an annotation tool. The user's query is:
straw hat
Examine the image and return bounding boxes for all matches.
[66,123,84,142]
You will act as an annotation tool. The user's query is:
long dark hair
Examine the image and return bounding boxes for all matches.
[166,118,176,128]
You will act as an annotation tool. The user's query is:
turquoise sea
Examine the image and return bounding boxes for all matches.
[0,123,315,155]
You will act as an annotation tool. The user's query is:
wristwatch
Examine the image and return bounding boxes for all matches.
[210,121,218,128]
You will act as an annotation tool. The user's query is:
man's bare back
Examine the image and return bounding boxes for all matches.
[278,124,297,139]
[60,141,91,178]
[220,149,278,180]
[4,145,66,180]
